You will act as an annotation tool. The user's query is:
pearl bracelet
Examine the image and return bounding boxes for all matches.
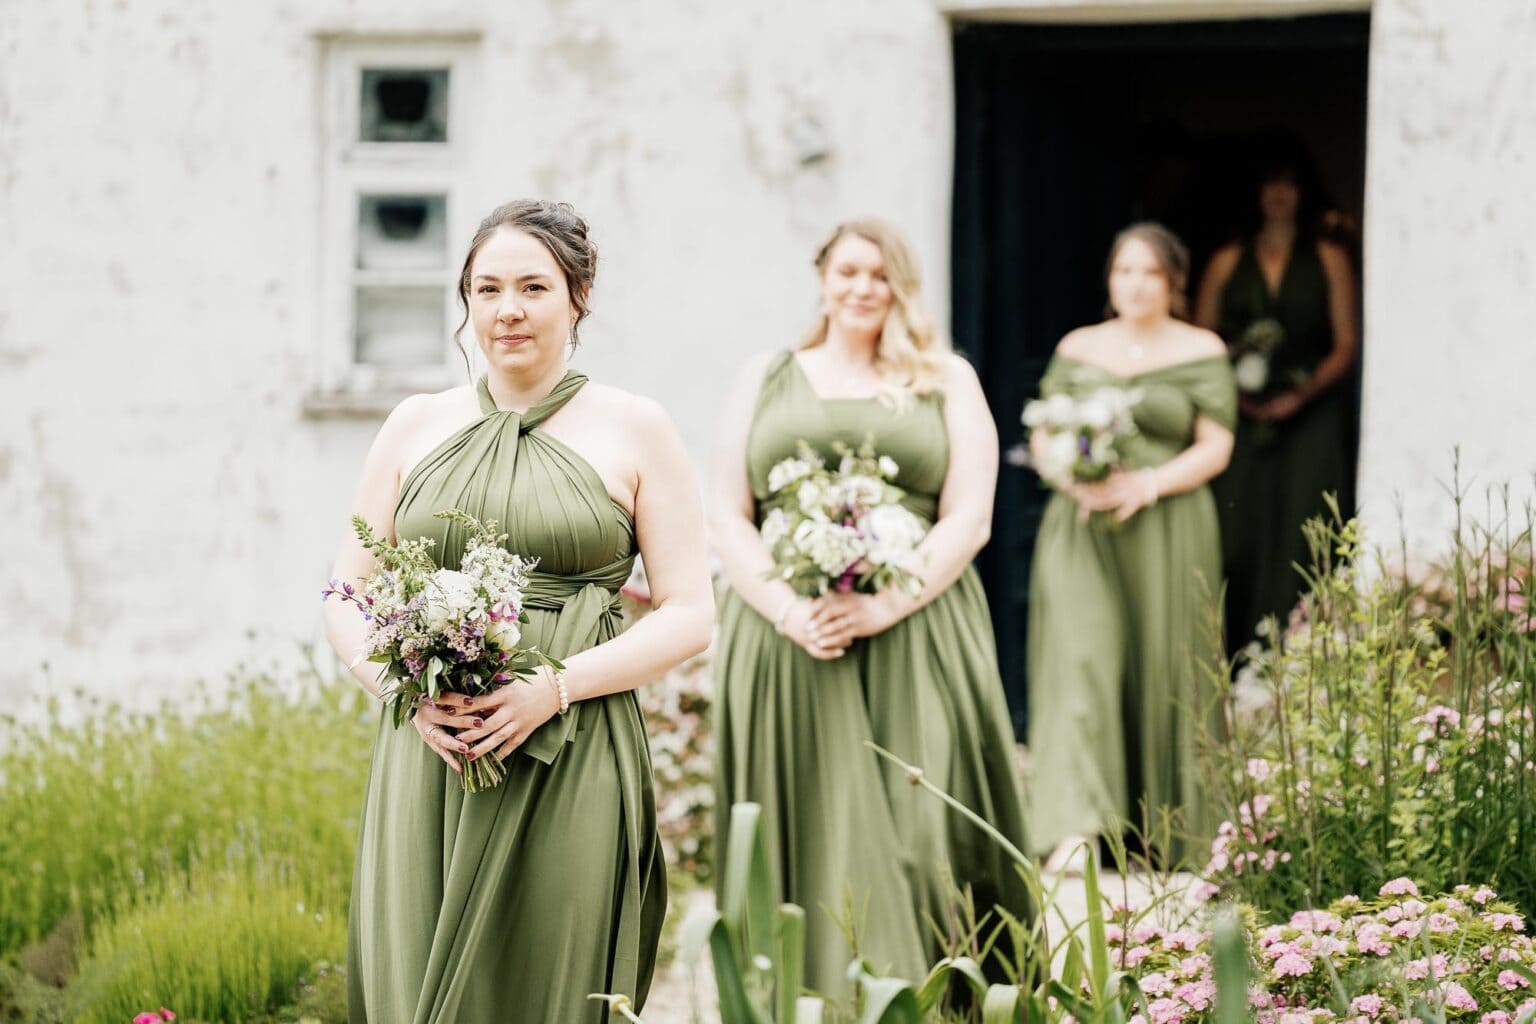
[550,667,571,716]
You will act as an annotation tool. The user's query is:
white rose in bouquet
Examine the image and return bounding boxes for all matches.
[1077,394,1114,431]
[422,569,481,633]
[768,457,815,493]
[484,615,522,652]
[864,504,926,567]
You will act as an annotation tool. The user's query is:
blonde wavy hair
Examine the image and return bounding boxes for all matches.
[800,218,950,404]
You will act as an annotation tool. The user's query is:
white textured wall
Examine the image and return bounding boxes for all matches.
[1356,0,1536,551]
[5,0,1534,708]
[0,0,953,707]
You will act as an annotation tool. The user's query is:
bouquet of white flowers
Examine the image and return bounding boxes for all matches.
[1022,383,1143,491]
[323,509,556,792]
[759,439,926,598]
[1230,316,1287,396]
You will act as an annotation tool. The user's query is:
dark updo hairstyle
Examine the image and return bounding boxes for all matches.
[1104,221,1191,320]
[452,199,598,369]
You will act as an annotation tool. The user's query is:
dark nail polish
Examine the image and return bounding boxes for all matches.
[463,697,474,707]
[472,718,484,728]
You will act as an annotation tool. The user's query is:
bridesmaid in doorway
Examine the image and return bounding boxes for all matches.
[1195,144,1359,648]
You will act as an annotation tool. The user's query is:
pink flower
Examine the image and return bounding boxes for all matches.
[1380,877,1421,897]
[1274,952,1313,977]
[1351,995,1384,1017]
[1356,923,1392,956]
[1401,899,1429,917]
[1175,980,1217,1011]
[1485,913,1525,932]
[1140,972,1174,997]
[1148,997,1185,1024]
[134,1016,161,1024]
[1247,758,1274,780]
[1291,910,1343,933]
[1390,920,1424,940]
[1164,930,1205,951]
[1427,913,1458,934]
[1105,924,1125,944]
[1498,970,1531,990]
[1193,881,1221,902]
[1122,945,1151,968]
[1473,887,1497,905]
[1443,983,1477,1012]
[1481,1013,1511,1024]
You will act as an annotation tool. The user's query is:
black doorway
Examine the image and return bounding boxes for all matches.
[951,13,1370,738]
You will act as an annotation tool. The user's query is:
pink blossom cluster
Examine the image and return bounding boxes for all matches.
[133,1010,176,1024]
[1114,882,1536,1024]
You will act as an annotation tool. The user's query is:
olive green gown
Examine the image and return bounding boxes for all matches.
[1212,239,1352,646]
[347,373,665,1023]
[714,352,1031,999]
[1026,355,1236,863]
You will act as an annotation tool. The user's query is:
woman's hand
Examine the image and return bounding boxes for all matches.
[1069,470,1157,524]
[804,590,905,650]
[444,671,562,764]
[779,598,849,660]
[412,698,472,774]
[1245,390,1306,422]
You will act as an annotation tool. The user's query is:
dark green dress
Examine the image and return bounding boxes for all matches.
[1212,239,1351,645]
[1026,356,1236,862]
[347,373,666,1023]
[714,352,1031,999]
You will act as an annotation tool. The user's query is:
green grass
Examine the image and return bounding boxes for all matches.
[0,661,373,1022]
[70,860,345,1024]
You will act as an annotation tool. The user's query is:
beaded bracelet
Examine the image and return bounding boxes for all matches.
[551,667,571,716]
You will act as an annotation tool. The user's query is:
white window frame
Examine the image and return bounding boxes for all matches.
[310,37,480,412]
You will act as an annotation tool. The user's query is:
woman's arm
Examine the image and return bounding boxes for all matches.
[706,354,843,659]
[554,395,716,701]
[323,396,474,772]
[1252,242,1359,421]
[1194,245,1241,332]
[808,355,998,642]
[322,396,424,699]
[1300,241,1359,400]
[1073,413,1235,523]
[454,395,717,763]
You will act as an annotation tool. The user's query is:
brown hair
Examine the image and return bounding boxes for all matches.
[1104,221,1190,320]
[452,200,598,368]
[801,217,950,401]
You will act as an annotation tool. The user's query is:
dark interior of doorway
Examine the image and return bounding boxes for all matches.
[951,13,1370,738]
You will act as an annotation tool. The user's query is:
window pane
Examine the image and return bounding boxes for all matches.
[354,285,445,366]
[359,68,449,143]
[357,194,447,270]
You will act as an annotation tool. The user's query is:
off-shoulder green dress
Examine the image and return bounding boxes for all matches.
[1025,355,1236,862]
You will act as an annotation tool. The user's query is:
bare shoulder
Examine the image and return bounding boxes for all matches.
[1317,239,1352,270]
[380,386,466,440]
[942,351,982,390]
[1056,323,1105,358]
[1171,321,1229,357]
[1201,243,1243,283]
[582,382,679,439]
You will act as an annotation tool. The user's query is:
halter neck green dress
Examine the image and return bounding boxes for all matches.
[347,372,665,1023]
[1212,239,1351,645]
[714,351,1031,999]
[1025,355,1236,862]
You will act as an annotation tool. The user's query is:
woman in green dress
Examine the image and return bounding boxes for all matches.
[710,218,1031,998]
[323,200,714,1022]
[1026,223,1237,874]
[1195,151,1359,648]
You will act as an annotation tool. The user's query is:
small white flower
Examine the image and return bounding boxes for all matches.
[422,570,480,633]
[877,455,899,479]
[767,456,815,493]
[760,507,792,549]
[1234,353,1270,394]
